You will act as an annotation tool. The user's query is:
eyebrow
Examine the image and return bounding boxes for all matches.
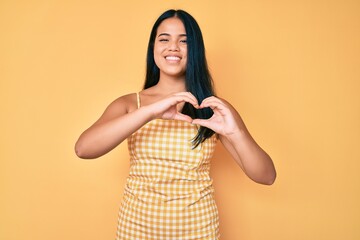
[157,33,187,37]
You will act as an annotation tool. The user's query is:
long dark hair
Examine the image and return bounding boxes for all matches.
[144,9,215,148]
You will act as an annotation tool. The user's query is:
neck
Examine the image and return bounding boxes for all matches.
[156,75,186,93]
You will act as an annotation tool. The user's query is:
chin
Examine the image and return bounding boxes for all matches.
[161,70,186,78]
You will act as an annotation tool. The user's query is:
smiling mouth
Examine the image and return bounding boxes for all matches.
[165,56,181,61]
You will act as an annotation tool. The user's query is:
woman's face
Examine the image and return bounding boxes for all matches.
[153,17,187,79]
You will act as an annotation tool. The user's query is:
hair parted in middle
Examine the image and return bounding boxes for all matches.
[144,9,216,148]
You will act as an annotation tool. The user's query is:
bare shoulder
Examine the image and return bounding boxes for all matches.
[93,93,138,126]
[109,93,138,113]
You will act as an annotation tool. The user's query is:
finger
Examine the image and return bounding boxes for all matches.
[200,96,222,104]
[176,92,199,106]
[173,94,199,108]
[174,113,194,123]
[200,97,226,109]
[200,100,227,111]
[191,118,216,131]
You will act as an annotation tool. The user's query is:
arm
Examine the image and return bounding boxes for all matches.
[75,94,152,159]
[192,96,276,185]
[75,92,199,159]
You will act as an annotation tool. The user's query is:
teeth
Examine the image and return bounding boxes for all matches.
[166,56,180,60]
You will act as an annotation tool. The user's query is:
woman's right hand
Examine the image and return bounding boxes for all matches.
[147,92,199,122]
[75,92,199,159]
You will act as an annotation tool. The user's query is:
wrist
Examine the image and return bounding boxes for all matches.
[223,128,248,142]
[140,105,157,122]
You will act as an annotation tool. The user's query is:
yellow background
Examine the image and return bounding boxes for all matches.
[1,0,359,239]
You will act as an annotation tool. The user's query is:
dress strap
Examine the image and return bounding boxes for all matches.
[136,92,141,109]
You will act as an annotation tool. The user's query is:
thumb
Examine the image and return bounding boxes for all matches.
[192,118,211,128]
[174,113,193,123]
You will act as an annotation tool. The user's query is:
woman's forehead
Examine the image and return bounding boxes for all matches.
[156,17,186,36]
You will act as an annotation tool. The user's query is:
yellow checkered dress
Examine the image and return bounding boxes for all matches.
[116,94,220,239]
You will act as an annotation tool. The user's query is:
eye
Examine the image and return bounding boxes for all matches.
[180,39,187,43]
[159,38,169,42]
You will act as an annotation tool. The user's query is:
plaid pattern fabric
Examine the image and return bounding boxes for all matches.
[116,118,220,239]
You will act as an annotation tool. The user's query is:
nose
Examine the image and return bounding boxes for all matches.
[168,40,179,51]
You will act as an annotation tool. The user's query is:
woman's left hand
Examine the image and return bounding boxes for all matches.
[192,96,241,136]
[193,96,276,185]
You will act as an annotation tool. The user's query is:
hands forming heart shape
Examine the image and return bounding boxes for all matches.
[153,92,239,136]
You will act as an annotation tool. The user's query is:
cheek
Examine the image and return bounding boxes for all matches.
[182,48,188,64]
[153,47,162,64]
[153,55,160,68]
[154,45,165,57]
[181,46,188,58]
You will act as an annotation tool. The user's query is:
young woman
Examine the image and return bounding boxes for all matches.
[75,9,276,240]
